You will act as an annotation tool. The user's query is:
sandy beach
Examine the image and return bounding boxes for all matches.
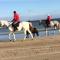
[0,35,60,60]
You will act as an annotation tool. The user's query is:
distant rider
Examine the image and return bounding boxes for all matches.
[46,15,52,27]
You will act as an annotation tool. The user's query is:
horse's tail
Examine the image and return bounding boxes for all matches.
[29,22,33,29]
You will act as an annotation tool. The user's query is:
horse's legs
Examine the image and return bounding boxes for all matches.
[24,30,27,40]
[33,33,35,37]
[53,27,56,35]
[12,33,16,41]
[9,32,16,41]
[45,28,48,36]
[26,31,29,38]
[9,32,12,41]
[36,31,39,36]
[58,24,60,32]
[27,29,33,39]
[59,29,60,32]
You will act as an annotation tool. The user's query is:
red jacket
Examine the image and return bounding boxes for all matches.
[47,16,51,21]
[13,13,20,22]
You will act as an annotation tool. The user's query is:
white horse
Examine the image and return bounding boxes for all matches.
[45,20,60,36]
[0,20,33,41]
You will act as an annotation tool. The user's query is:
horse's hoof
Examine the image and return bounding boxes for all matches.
[13,40,15,42]
[10,40,11,41]
[10,39,12,41]
[31,38,33,40]
[24,38,26,40]
[13,39,16,42]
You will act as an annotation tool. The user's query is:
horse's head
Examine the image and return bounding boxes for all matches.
[0,20,5,27]
[0,20,10,27]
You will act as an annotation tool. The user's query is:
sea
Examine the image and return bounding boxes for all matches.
[0,24,59,41]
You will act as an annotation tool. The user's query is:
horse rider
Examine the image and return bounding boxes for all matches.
[12,11,20,31]
[46,15,52,27]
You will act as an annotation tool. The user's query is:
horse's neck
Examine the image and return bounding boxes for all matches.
[1,21,9,27]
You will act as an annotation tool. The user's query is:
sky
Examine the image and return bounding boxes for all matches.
[0,0,60,21]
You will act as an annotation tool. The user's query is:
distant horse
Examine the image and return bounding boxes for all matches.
[0,20,33,41]
[26,27,39,38]
[45,20,60,35]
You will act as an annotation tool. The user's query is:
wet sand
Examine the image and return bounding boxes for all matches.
[0,35,60,60]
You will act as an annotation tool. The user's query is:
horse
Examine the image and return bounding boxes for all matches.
[26,27,39,38]
[0,20,33,41]
[42,20,60,36]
